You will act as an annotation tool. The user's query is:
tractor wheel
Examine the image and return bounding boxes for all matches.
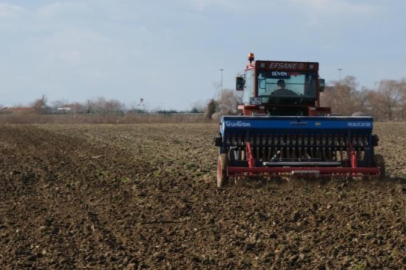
[217,154,229,188]
[374,154,386,180]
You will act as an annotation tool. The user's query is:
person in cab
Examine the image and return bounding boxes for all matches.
[272,79,298,96]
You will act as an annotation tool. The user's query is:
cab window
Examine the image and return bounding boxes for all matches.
[243,69,254,105]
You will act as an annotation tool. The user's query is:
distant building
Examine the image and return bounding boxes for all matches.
[0,107,34,115]
[57,103,84,114]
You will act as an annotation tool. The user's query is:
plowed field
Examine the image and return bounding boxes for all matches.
[1,123,406,269]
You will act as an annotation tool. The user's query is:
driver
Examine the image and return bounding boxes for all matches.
[272,79,298,96]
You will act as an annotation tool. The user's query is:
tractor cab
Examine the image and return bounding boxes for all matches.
[236,53,329,116]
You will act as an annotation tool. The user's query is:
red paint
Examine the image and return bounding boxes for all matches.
[245,142,255,168]
[348,142,357,177]
[228,167,380,177]
[255,61,318,72]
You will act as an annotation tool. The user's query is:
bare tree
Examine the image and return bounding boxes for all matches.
[354,87,370,109]
[368,80,405,121]
[320,76,367,116]
[31,95,48,114]
[86,97,125,115]
[217,89,241,114]
[205,99,217,119]
[397,79,406,120]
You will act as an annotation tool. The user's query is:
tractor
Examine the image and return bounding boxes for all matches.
[214,53,384,187]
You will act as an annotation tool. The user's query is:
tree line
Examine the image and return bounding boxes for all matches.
[2,96,202,115]
[321,76,406,121]
[3,76,406,121]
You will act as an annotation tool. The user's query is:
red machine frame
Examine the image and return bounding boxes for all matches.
[227,142,381,178]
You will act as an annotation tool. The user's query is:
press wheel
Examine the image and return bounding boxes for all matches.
[373,154,386,179]
[217,154,229,188]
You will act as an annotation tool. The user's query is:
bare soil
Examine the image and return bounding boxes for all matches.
[1,123,406,269]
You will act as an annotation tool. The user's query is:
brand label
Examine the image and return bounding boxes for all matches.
[348,122,372,127]
[225,121,251,128]
[271,71,288,76]
[269,62,306,70]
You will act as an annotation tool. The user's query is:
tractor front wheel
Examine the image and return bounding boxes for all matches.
[217,154,229,188]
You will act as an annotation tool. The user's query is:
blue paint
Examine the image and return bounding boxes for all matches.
[220,116,373,137]
[219,115,374,154]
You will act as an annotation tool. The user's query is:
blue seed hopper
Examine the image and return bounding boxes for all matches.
[214,115,383,187]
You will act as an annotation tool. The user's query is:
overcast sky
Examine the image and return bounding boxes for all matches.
[0,0,405,109]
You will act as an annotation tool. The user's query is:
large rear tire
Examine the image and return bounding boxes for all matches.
[217,154,229,188]
[374,154,386,179]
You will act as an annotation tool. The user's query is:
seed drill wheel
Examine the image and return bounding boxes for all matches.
[217,153,229,188]
[374,154,386,180]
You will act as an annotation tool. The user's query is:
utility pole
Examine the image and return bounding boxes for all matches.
[338,68,342,81]
[219,69,224,91]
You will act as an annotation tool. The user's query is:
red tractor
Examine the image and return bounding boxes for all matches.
[214,53,384,187]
